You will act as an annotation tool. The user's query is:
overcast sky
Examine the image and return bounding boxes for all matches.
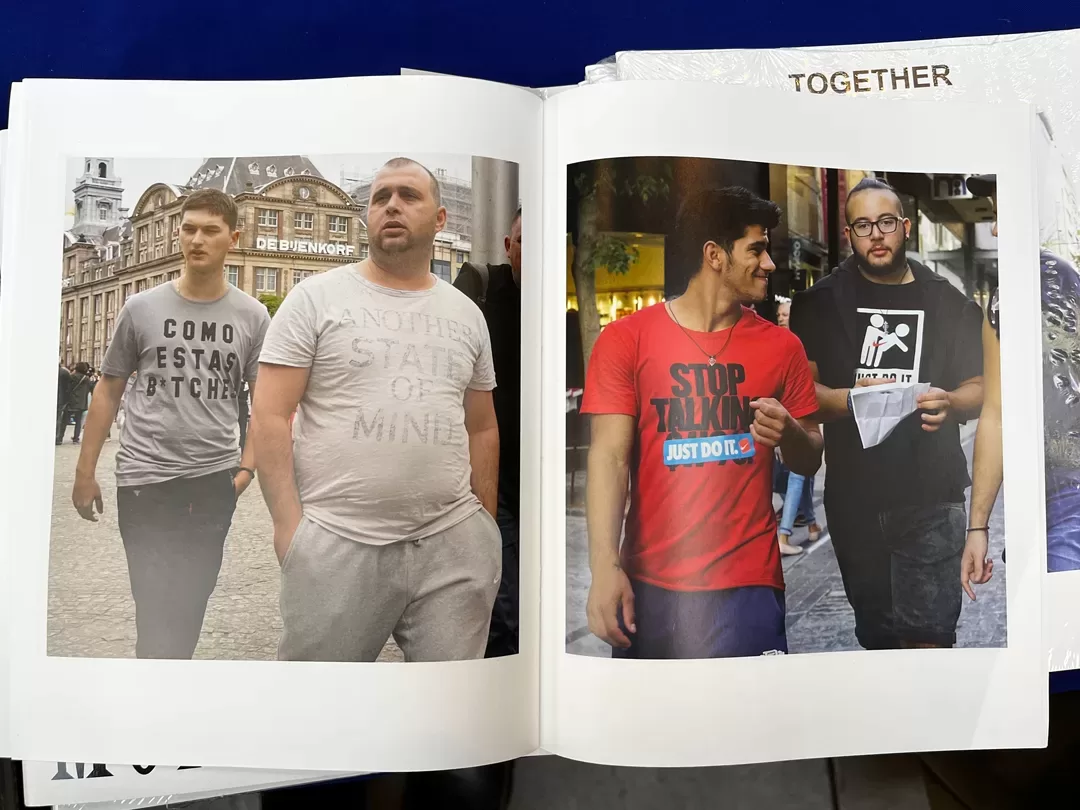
[63,153,474,227]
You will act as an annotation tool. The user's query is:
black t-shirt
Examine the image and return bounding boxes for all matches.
[793,265,983,513]
[454,263,521,518]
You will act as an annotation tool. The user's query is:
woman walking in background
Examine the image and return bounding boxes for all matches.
[775,298,822,555]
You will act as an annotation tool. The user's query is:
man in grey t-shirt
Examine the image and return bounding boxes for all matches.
[253,157,503,662]
[72,189,270,659]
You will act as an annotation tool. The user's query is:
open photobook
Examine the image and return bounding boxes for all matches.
[0,75,1046,787]
[589,27,1080,674]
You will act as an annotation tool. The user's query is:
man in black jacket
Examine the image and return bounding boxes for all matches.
[56,362,73,446]
[59,362,95,444]
[790,178,984,650]
[453,206,521,658]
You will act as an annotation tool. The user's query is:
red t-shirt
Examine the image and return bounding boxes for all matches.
[581,304,818,592]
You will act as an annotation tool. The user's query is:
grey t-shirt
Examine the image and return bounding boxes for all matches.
[101,282,270,486]
[259,264,496,545]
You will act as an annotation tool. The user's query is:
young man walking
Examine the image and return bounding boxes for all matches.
[583,186,822,659]
[254,157,502,663]
[71,188,270,659]
[790,177,984,650]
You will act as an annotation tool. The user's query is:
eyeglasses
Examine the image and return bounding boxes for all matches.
[848,216,901,238]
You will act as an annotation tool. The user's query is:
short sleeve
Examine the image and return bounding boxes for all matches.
[258,287,319,368]
[951,296,985,384]
[580,321,638,417]
[780,335,820,421]
[468,315,497,391]
[100,302,139,379]
[245,308,272,381]
[788,294,819,364]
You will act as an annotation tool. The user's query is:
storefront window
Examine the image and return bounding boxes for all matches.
[565,232,665,326]
[787,166,825,245]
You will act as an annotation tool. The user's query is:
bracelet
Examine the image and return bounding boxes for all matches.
[236,466,256,479]
[966,527,989,533]
[846,390,853,413]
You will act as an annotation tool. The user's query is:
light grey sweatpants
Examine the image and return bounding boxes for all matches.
[277,507,502,662]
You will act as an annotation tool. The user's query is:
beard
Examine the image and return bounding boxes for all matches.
[854,243,907,278]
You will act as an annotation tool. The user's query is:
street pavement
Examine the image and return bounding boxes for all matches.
[565,421,1008,657]
[48,435,403,662]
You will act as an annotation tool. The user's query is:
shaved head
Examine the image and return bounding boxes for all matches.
[378,157,441,207]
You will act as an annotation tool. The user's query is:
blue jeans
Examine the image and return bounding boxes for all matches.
[778,473,817,537]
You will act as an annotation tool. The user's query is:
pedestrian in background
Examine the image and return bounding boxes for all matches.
[56,361,72,446]
[454,206,522,658]
[60,362,94,444]
[773,297,822,555]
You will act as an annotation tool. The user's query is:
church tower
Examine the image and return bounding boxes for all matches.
[72,158,124,237]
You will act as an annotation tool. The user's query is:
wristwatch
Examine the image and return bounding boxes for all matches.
[234,466,256,480]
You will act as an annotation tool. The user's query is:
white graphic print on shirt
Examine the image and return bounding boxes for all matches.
[854,308,925,383]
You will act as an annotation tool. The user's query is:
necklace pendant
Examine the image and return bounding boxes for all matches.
[708,356,716,366]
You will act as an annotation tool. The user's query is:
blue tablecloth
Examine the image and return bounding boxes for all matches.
[4,1,1080,129]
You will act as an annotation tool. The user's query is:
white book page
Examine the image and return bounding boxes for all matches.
[0,86,24,759]
[4,74,541,770]
[541,79,1045,764]
[612,31,1080,674]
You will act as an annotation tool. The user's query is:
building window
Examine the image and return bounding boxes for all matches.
[105,291,116,313]
[358,243,369,260]
[266,164,278,178]
[248,161,260,175]
[294,212,314,230]
[98,202,110,221]
[137,279,148,292]
[123,254,131,268]
[154,244,164,259]
[457,251,466,263]
[155,220,164,238]
[167,271,180,282]
[66,256,75,276]
[431,260,451,282]
[258,209,279,227]
[292,269,314,287]
[225,265,240,286]
[105,315,115,343]
[121,284,132,304]
[98,162,107,179]
[80,298,89,320]
[328,216,348,234]
[255,267,278,293]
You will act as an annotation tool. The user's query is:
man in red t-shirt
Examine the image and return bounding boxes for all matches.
[582,186,822,659]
